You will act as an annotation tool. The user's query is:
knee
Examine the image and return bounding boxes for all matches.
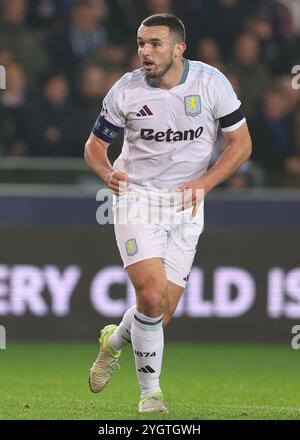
[137,282,168,317]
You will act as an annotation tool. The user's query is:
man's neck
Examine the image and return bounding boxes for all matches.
[152,58,185,90]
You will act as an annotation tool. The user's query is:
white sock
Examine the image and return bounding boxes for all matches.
[108,305,136,351]
[131,310,164,399]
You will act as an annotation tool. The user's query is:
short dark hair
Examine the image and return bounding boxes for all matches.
[141,14,186,43]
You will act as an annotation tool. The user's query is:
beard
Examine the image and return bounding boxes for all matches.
[144,56,174,79]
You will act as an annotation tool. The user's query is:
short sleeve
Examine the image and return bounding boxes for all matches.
[100,76,127,128]
[210,69,245,131]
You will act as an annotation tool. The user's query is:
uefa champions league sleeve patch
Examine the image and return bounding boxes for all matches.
[125,238,138,256]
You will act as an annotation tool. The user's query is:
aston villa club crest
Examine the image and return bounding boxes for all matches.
[125,238,138,256]
[184,95,201,116]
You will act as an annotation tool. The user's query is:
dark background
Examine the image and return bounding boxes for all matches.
[0,192,299,344]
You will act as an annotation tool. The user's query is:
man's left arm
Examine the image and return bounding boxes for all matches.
[177,122,252,217]
[198,122,252,193]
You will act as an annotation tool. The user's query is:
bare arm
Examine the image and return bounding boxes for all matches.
[199,122,252,193]
[84,133,128,195]
[84,133,113,184]
[177,122,252,216]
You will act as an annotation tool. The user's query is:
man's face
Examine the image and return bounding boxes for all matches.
[137,25,176,79]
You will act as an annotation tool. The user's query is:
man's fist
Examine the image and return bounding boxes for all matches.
[106,170,129,196]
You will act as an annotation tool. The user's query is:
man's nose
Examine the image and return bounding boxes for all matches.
[142,44,152,57]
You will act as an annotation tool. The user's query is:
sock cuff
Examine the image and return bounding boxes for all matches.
[134,311,163,331]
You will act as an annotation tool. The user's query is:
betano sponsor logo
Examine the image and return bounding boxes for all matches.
[141,126,203,142]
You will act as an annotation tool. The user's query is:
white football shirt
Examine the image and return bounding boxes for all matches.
[93,59,245,191]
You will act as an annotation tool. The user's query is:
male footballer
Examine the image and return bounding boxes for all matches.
[84,14,252,413]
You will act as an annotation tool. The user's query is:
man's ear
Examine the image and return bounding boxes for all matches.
[176,42,186,57]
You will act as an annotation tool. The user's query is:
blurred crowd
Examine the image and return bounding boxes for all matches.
[0,0,300,187]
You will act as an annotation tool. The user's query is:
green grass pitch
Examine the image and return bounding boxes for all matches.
[0,342,300,420]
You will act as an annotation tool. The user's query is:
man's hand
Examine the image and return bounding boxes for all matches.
[176,177,209,219]
[107,170,129,196]
[176,123,252,218]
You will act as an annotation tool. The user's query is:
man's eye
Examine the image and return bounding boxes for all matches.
[138,42,144,47]
[152,43,160,47]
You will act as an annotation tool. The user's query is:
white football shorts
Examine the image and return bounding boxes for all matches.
[113,190,204,288]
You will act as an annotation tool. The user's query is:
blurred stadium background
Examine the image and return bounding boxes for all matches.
[0,0,300,420]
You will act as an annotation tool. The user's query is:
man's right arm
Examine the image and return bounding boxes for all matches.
[84,133,113,185]
[84,133,128,195]
[84,72,128,194]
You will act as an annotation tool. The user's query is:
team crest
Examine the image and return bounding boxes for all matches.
[184,95,201,116]
[125,238,138,256]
